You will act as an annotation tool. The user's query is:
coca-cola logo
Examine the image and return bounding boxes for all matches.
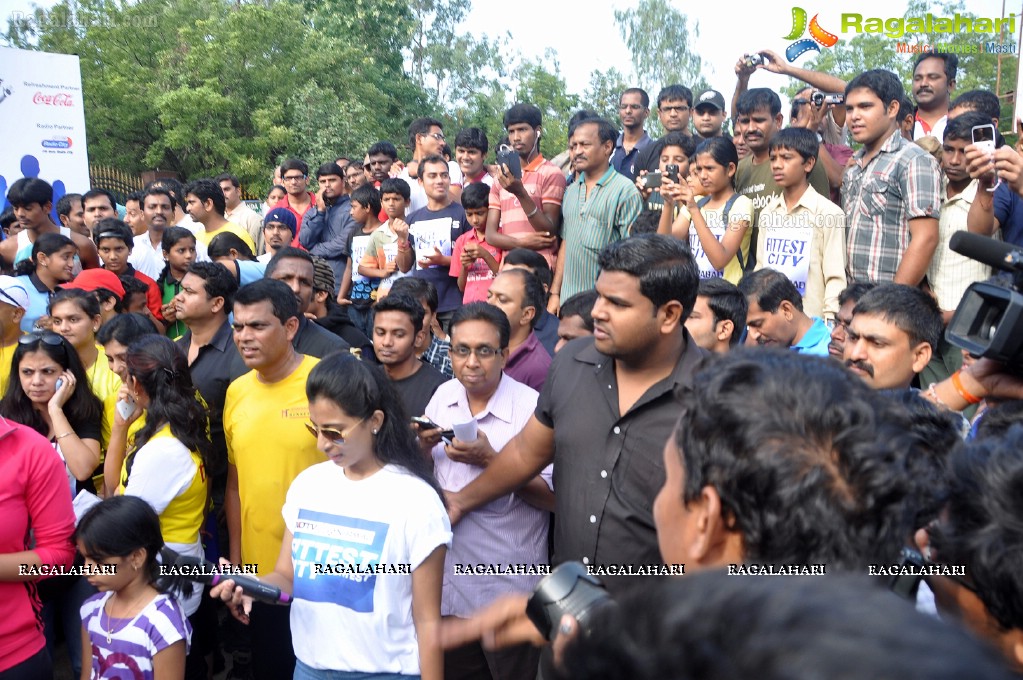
[33,92,74,106]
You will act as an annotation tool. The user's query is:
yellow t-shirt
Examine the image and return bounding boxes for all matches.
[224,355,321,576]
[119,424,207,545]
[0,339,16,395]
[197,221,257,253]
[87,346,122,403]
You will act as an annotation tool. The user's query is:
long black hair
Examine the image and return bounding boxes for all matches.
[75,495,190,598]
[124,335,211,475]
[306,352,445,503]
[13,232,76,277]
[0,331,102,437]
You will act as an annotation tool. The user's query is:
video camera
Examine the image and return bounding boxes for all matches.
[946,232,1023,364]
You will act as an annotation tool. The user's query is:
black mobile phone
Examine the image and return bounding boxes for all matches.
[665,164,680,183]
[496,144,522,179]
[643,171,663,188]
[411,417,455,440]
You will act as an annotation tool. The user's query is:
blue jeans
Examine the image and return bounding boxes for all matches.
[293,660,419,680]
[347,306,374,338]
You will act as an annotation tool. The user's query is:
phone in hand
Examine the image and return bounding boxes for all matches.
[642,171,663,189]
[972,124,1000,192]
[116,396,137,420]
[411,416,455,441]
[496,144,522,180]
[665,164,680,183]
[972,124,996,153]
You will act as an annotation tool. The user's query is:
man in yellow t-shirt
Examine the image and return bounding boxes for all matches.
[0,276,28,394]
[184,178,257,252]
[224,278,321,679]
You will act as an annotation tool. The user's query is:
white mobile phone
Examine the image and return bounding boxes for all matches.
[116,396,137,420]
[971,124,996,153]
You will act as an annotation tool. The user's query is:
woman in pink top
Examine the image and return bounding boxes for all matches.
[0,416,76,677]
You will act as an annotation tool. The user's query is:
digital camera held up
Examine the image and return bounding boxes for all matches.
[811,91,845,107]
[743,53,765,69]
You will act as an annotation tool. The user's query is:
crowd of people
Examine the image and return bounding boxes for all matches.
[2,48,1023,680]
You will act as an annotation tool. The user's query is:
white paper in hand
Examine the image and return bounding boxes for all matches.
[452,420,478,442]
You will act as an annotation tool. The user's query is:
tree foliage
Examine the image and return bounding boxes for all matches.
[583,67,629,124]
[614,0,710,102]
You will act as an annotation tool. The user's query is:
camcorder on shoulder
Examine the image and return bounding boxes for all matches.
[946,232,1023,366]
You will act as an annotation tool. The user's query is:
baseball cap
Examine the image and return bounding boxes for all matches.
[695,90,726,112]
[0,275,30,309]
[264,209,297,234]
[62,268,125,300]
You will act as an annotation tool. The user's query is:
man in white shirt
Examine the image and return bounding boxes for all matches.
[218,173,265,254]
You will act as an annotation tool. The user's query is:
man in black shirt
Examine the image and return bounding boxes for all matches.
[448,234,705,595]
[174,261,248,543]
[373,293,447,417]
[264,247,351,358]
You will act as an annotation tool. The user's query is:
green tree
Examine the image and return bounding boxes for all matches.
[406,0,508,113]
[513,50,579,157]
[583,67,629,124]
[614,0,710,104]
[4,0,428,190]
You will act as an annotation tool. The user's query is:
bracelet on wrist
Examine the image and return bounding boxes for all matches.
[951,370,982,405]
[550,292,560,297]
[525,204,539,218]
[55,432,73,440]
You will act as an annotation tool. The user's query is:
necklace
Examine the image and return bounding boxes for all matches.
[101,589,150,644]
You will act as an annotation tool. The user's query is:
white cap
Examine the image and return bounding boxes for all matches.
[0,275,30,309]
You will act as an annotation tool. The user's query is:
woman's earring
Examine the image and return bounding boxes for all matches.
[372,429,378,435]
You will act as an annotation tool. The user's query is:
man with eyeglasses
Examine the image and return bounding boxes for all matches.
[631,84,695,176]
[420,301,553,680]
[223,278,321,680]
[398,117,464,214]
[611,88,652,181]
[828,282,875,359]
[346,158,369,190]
[271,158,316,247]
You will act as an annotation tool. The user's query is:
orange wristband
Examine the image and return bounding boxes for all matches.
[951,370,982,405]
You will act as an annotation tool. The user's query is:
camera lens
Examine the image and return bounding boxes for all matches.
[526,562,613,641]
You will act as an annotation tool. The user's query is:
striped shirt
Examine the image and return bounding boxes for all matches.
[928,179,994,311]
[81,591,190,679]
[560,166,643,301]
[488,155,567,267]
[842,129,941,282]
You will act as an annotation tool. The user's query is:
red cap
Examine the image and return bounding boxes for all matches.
[62,268,125,300]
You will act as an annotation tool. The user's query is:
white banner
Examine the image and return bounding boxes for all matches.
[0,46,90,219]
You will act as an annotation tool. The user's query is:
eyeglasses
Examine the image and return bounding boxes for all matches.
[451,345,501,360]
[660,105,690,114]
[283,174,307,182]
[305,418,364,444]
[426,132,446,142]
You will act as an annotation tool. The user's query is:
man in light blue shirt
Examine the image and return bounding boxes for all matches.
[738,268,831,356]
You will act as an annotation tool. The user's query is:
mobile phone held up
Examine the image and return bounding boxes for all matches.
[496,144,522,180]
[972,124,999,192]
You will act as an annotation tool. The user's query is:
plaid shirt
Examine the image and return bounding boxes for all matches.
[842,129,941,282]
[423,335,453,378]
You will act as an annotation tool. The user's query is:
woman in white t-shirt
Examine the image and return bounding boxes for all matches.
[213,354,451,680]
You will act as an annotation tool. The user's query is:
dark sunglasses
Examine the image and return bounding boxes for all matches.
[305,418,364,445]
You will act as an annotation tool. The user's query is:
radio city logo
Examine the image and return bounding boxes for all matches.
[42,137,73,149]
[33,92,74,107]
[784,7,839,62]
